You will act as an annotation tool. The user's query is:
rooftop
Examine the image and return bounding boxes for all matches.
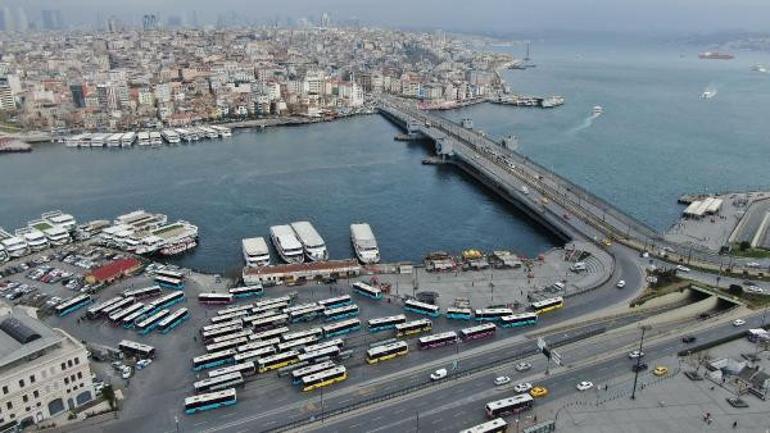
[0,308,64,370]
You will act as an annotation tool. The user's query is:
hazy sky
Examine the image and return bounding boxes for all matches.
[6,0,770,34]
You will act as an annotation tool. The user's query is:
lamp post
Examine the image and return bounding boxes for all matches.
[631,325,651,400]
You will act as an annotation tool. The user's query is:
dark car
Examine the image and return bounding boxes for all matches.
[682,335,696,343]
[632,363,648,373]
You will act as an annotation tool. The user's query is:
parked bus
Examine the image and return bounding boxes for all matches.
[236,338,279,353]
[446,307,472,321]
[194,372,244,394]
[249,327,289,342]
[317,295,352,309]
[198,293,234,305]
[322,318,361,338]
[277,336,319,353]
[460,323,497,341]
[250,313,289,331]
[211,310,250,324]
[202,320,244,333]
[135,309,170,336]
[288,305,325,323]
[403,299,440,317]
[281,328,323,342]
[147,291,185,314]
[233,346,276,364]
[86,296,124,319]
[122,285,162,299]
[254,295,294,309]
[298,346,340,364]
[158,307,191,334]
[108,302,145,325]
[211,330,253,345]
[395,319,433,337]
[202,325,243,342]
[485,394,534,418]
[474,308,514,322]
[217,303,254,316]
[257,350,299,373]
[303,338,344,353]
[301,365,347,392]
[208,361,256,378]
[366,341,408,364]
[251,303,287,316]
[460,418,508,433]
[418,331,458,350]
[118,339,156,359]
[530,296,564,314]
[283,302,319,314]
[155,269,185,280]
[101,297,136,318]
[122,306,150,329]
[500,313,538,328]
[206,337,249,353]
[228,285,263,299]
[155,275,185,290]
[55,294,92,317]
[192,349,237,371]
[367,314,406,332]
[323,304,359,322]
[184,388,237,415]
[291,360,336,385]
[352,282,382,300]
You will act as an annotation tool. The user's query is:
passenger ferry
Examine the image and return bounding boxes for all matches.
[107,133,123,147]
[211,125,232,137]
[350,223,380,264]
[175,128,195,142]
[199,126,220,139]
[161,129,181,144]
[121,132,136,147]
[114,210,168,232]
[42,210,77,232]
[242,237,270,268]
[269,225,305,264]
[0,243,8,262]
[149,131,163,145]
[290,221,328,261]
[0,227,29,258]
[65,134,83,148]
[90,133,108,147]
[28,219,71,246]
[14,228,48,251]
[137,131,151,146]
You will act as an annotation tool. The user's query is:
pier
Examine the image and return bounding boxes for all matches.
[378,98,753,275]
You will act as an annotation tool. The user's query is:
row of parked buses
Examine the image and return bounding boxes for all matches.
[460,393,536,432]
[402,296,564,321]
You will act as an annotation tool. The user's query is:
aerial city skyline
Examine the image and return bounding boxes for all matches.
[0,2,769,433]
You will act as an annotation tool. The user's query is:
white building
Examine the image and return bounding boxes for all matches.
[0,308,94,430]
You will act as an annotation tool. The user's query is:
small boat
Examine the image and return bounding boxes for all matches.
[701,89,716,99]
[592,105,603,116]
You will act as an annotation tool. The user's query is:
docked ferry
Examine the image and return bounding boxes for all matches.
[137,132,151,146]
[161,129,181,144]
[0,227,29,258]
[290,221,328,262]
[269,225,305,264]
[121,132,136,147]
[149,131,163,146]
[242,237,271,268]
[350,223,380,264]
[42,210,77,232]
[14,228,49,251]
[211,125,232,137]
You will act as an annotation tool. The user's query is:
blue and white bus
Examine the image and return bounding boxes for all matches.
[108,302,145,326]
[201,324,243,342]
[198,293,233,305]
[217,304,254,316]
[135,309,170,336]
[155,275,185,290]
[228,285,263,299]
[282,327,324,342]
[404,299,440,318]
[277,336,319,353]
[208,361,257,378]
[474,308,514,322]
[211,330,253,345]
[233,346,276,364]
[86,296,124,319]
[318,295,352,309]
[193,372,244,394]
[206,337,249,353]
[322,318,361,338]
[446,307,472,320]
[101,297,136,318]
[249,327,289,342]
[323,304,359,322]
[158,307,191,334]
[250,313,289,331]
[302,338,344,353]
[500,312,538,328]
[236,338,279,353]
[122,285,162,300]
[122,306,150,329]
[291,360,336,385]
[184,388,237,415]
[353,282,382,300]
[192,349,237,371]
[288,305,325,323]
[211,310,250,324]
[55,294,93,317]
[367,314,407,332]
[297,346,341,364]
[147,291,185,314]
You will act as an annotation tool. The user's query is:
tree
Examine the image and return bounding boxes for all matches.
[102,385,118,411]
[739,241,751,251]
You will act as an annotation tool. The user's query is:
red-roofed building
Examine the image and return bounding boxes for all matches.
[85,258,142,285]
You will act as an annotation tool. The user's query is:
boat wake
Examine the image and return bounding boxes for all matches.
[701,83,718,99]
[569,111,601,134]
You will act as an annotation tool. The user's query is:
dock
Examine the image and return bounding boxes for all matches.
[0,138,32,153]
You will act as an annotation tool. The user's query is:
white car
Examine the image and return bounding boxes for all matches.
[120,366,133,379]
[616,280,626,288]
[513,382,533,393]
[136,359,152,370]
[576,381,594,391]
[747,262,761,269]
[430,368,448,381]
[515,362,532,372]
[746,286,764,294]
[733,319,746,327]
[628,350,645,359]
[494,376,511,386]
[676,265,691,273]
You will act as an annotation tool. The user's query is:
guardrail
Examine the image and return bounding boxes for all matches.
[264,325,606,432]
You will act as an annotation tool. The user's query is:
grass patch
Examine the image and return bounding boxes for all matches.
[731,247,770,259]
[630,279,690,307]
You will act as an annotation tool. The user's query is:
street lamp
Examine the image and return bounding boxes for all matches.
[631,325,651,400]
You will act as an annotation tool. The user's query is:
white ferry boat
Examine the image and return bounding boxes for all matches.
[28,219,71,246]
[137,131,151,146]
[114,210,168,232]
[161,129,181,144]
[121,132,136,147]
[78,133,93,148]
[0,243,8,262]
[42,211,77,232]
[290,221,328,262]
[149,131,163,145]
[65,134,83,148]
[350,223,380,264]
[199,126,219,139]
[0,227,29,258]
[15,228,49,251]
[211,125,232,137]
[107,133,123,147]
[242,237,271,267]
[175,128,194,142]
[269,225,305,264]
[592,105,604,116]
[141,220,199,256]
[100,224,133,243]
[90,133,109,147]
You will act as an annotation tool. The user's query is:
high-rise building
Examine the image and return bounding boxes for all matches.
[70,85,86,108]
[142,14,158,31]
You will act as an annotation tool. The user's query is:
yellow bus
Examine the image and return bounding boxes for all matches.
[395,319,432,338]
[256,350,299,373]
[530,296,564,314]
[301,365,348,392]
[366,341,408,365]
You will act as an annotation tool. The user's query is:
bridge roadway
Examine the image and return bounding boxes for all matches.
[379,100,759,276]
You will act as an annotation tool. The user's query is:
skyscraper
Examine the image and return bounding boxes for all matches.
[70,84,86,108]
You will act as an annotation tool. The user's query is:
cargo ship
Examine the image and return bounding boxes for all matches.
[698,51,734,60]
